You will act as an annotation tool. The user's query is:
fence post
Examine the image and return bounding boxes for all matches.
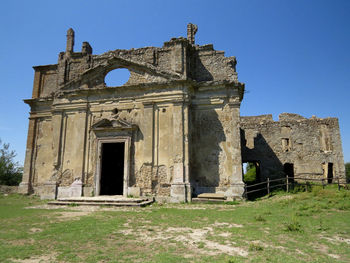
[322,178,325,189]
[337,177,340,191]
[286,176,289,193]
[244,184,247,199]
[267,178,270,196]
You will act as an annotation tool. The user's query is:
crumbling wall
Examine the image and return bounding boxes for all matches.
[195,45,237,82]
[190,85,244,197]
[240,113,346,182]
[30,25,241,103]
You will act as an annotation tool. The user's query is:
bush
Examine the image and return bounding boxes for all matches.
[0,139,23,186]
[345,162,350,183]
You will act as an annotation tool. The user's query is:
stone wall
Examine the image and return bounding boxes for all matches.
[240,113,346,182]
[0,185,18,194]
[190,85,244,198]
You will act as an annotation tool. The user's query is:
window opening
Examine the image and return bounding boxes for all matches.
[105,68,130,87]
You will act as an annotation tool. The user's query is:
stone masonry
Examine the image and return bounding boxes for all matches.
[240,113,345,183]
[18,24,345,201]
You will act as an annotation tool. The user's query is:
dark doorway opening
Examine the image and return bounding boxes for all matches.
[284,163,294,182]
[327,163,333,184]
[100,142,125,195]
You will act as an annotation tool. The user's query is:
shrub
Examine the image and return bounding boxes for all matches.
[0,139,23,186]
[249,243,264,251]
[284,220,302,232]
[254,215,266,222]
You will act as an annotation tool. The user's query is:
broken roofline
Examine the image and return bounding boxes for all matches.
[29,23,240,95]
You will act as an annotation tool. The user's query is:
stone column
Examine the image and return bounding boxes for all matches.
[224,99,245,200]
[66,28,75,54]
[31,70,41,98]
[52,111,64,170]
[18,118,37,194]
[37,111,64,200]
[143,103,154,164]
[170,101,191,202]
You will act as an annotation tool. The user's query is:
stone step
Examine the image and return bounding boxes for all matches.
[48,199,154,207]
[56,196,149,203]
[191,198,226,203]
[196,193,226,200]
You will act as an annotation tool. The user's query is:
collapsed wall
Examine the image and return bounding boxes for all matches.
[240,113,346,182]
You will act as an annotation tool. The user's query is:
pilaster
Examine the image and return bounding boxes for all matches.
[170,101,192,202]
[18,118,37,194]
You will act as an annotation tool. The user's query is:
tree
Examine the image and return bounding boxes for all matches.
[0,139,23,186]
[243,162,257,183]
[345,162,350,183]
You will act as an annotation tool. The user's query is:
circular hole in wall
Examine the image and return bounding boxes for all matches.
[105,68,130,87]
[112,108,119,114]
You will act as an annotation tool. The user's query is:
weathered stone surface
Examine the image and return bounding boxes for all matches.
[240,113,346,182]
[19,24,344,201]
[197,193,225,199]
[57,178,83,199]
[0,185,18,194]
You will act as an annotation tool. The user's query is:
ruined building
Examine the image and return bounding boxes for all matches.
[18,25,345,201]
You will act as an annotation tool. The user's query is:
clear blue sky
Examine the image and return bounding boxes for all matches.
[1,0,349,165]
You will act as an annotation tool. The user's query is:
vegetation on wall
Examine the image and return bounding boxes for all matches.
[0,139,22,186]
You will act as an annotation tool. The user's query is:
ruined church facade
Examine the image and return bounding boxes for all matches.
[18,25,345,201]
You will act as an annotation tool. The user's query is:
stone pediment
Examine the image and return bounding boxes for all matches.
[92,118,137,131]
[59,54,184,92]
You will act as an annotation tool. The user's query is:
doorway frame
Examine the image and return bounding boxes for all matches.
[242,160,261,183]
[95,136,131,197]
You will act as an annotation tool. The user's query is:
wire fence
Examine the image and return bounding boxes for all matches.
[244,176,349,199]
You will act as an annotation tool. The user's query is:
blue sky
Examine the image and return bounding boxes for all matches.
[0,0,349,164]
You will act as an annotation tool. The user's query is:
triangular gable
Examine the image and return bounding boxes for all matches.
[92,118,137,131]
[59,54,183,91]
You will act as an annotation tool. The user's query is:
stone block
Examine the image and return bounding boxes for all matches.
[57,179,82,199]
[197,193,225,199]
[37,181,58,200]
[17,182,30,194]
[82,186,94,197]
[224,183,245,201]
[170,183,191,203]
[128,187,141,197]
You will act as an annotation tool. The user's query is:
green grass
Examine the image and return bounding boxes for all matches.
[0,186,350,262]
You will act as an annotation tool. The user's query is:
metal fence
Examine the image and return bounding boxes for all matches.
[244,176,348,199]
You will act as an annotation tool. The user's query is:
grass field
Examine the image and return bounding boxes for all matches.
[0,186,349,263]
